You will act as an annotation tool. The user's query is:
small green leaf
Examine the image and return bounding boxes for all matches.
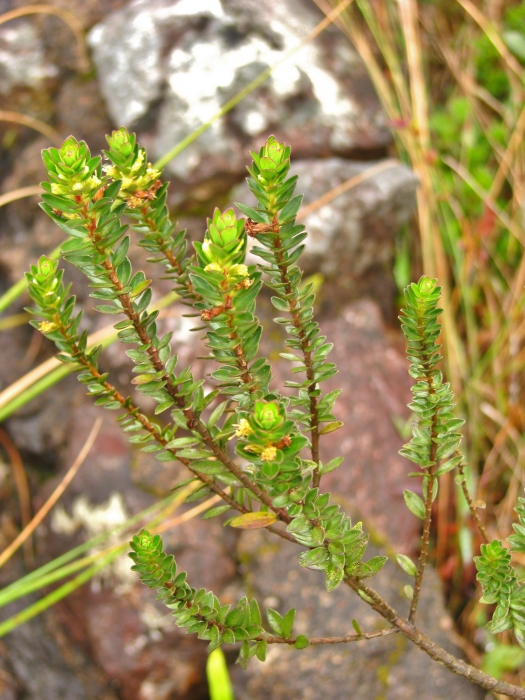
[396,554,417,577]
[266,608,283,636]
[278,195,303,223]
[255,639,267,661]
[235,202,269,223]
[352,619,362,635]
[364,556,387,575]
[319,457,343,475]
[294,635,310,649]
[435,455,462,476]
[404,585,414,601]
[403,490,426,520]
[203,505,231,520]
[319,421,344,435]
[281,609,296,638]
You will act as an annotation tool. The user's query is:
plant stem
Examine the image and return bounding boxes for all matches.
[87,225,290,524]
[456,457,489,543]
[346,578,525,699]
[263,628,398,645]
[270,219,321,481]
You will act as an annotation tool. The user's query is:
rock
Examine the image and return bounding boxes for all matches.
[231,528,484,700]
[89,0,391,197]
[0,21,57,95]
[0,556,118,700]
[55,76,114,153]
[0,611,118,700]
[233,158,418,319]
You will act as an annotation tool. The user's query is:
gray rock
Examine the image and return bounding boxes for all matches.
[89,0,390,189]
[231,528,484,700]
[234,158,418,315]
[0,21,57,95]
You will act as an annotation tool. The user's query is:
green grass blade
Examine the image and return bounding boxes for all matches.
[207,648,235,700]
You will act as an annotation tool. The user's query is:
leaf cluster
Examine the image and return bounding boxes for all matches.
[129,529,268,667]
[398,277,465,519]
[475,500,525,647]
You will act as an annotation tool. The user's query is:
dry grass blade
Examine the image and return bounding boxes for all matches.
[0,418,102,570]
[0,186,42,209]
[454,0,524,84]
[155,495,222,534]
[0,4,89,73]
[297,159,400,219]
[0,322,118,414]
[0,111,61,146]
[0,427,33,567]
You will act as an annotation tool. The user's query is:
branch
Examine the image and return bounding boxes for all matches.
[270,217,321,479]
[456,455,489,542]
[86,228,289,524]
[346,578,525,699]
[262,628,398,645]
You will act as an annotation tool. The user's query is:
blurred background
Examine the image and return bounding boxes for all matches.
[0,0,524,698]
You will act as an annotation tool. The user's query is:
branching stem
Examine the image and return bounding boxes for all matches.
[55,314,295,543]
[86,218,290,524]
[270,218,321,483]
[346,578,525,699]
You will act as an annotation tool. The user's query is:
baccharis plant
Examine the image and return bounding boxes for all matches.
[24,128,525,697]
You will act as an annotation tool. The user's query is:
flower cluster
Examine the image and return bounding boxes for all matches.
[42,137,103,208]
[103,127,161,205]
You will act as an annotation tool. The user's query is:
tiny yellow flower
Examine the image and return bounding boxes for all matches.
[234,418,253,438]
[261,445,277,462]
[39,320,58,333]
[230,264,249,277]
[204,262,223,273]
[131,150,145,171]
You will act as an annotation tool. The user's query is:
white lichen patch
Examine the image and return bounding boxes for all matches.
[51,492,136,593]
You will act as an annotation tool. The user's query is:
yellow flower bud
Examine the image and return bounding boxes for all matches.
[261,446,277,462]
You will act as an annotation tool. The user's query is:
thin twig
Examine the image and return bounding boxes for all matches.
[263,628,398,645]
[346,578,525,699]
[456,457,489,543]
[408,378,438,623]
[0,418,102,569]
[297,159,400,220]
